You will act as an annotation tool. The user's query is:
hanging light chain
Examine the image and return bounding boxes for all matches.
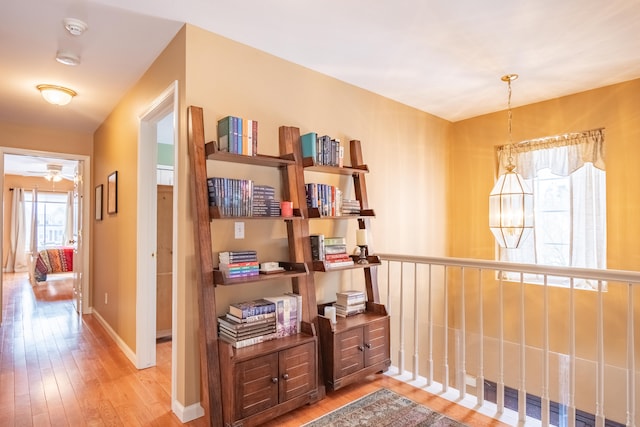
[501,73,518,169]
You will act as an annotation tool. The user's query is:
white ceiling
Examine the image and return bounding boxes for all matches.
[2,0,640,133]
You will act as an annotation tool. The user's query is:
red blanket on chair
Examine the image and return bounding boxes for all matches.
[34,248,74,282]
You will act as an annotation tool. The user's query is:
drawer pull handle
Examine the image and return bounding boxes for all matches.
[271,377,278,383]
[365,343,372,349]
[282,373,289,380]
[358,345,364,351]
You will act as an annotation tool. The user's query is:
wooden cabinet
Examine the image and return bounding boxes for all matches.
[317,309,390,391]
[219,336,317,426]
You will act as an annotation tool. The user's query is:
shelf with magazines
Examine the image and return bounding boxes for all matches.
[188,107,321,427]
[282,128,391,392]
[212,261,308,286]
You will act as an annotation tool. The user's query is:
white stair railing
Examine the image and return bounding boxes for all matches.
[376,254,640,427]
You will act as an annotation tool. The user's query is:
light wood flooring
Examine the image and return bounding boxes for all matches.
[0,272,505,426]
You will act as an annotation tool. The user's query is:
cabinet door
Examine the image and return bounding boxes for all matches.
[364,317,390,367]
[279,341,316,402]
[334,327,365,378]
[235,352,279,419]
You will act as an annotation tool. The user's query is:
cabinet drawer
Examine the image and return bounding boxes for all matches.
[235,353,279,419]
[279,341,317,402]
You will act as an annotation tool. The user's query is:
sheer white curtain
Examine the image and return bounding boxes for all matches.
[64,191,74,246]
[497,129,606,286]
[7,188,28,272]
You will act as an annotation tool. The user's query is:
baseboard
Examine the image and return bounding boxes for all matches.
[91,308,137,367]
[172,400,205,423]
[156,329,172,339]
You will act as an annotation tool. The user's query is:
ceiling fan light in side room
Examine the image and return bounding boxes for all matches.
[45,164,64,182]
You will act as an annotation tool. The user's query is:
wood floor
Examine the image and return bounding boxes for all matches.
[0,272,505,426]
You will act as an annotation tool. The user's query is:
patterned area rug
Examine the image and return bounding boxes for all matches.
[303,388,468,426]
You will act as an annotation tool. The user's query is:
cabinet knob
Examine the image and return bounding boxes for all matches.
[365,343,372,349]
[282,373,289,380]
[358,345,364,351]
[271,377,278,383]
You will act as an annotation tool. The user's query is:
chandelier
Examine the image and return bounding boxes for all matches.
[488,74,533,249]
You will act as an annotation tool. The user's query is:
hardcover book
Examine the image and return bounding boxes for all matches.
[301,132,317,161]
[228,299,275,319]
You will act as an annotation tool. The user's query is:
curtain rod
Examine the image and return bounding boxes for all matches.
[497,127,604,151]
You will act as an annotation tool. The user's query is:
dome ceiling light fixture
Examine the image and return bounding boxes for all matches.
[63,17,88,36]
[36,84,77,106]
[55,50,80,66]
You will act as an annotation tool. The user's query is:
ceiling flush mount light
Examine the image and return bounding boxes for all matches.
[63,17,88,36]
[488,74,534,249]
[45,164,64,182]
[37,84,77,106]
[56,50,81,66]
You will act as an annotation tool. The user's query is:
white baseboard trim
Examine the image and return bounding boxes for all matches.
[172,400,205,423]
[91,308,137,367]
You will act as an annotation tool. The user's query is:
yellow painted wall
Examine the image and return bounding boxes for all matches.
[448,78,640,421]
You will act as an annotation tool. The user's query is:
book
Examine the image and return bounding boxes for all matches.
[324,259,354,268]
[310,234,325,261]
[301,132,317,161]
[218,332,278,349]
[324,244,348,255]
[285,292,302,334]
[324,236,346,246]
[217,315,275,331]
[228,299,275,319]
[263,295,298,337]
[324,253,351,261]
[225,311,275,324]
[219,323,276,339]
[217,116,233,152]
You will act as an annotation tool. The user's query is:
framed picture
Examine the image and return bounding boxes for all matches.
[107,171,118,214]
[95,184,103,220]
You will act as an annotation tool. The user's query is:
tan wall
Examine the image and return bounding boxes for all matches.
[448,78,640,421]
[0,121,92,157]
[91,25,186,371]
[178,25,450,407]
[3,174,75,268]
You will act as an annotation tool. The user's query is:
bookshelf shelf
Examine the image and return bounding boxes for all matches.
[306,208,375,219]
[312,256,381,272]
[205,141,296,167]
[209,206,304,220]
[302,157,369,175]
[213,262,308,286]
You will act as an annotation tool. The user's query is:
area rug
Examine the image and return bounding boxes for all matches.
[302,388,467,427]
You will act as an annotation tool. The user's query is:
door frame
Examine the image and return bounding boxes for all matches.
[0,148,91,317]
[135,81,178,399]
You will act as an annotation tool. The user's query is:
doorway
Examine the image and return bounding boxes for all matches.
[136,81,178,409]
[0,148,91,323]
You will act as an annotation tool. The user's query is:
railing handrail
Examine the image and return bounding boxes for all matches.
[376,253,640,284]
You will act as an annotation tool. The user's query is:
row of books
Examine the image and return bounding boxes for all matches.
[208,179,283,217]
[219,294,302,348]
[305,183,343,217]
[219,251,259,278]
[310,235,354,268]
[301,132,344,167]
[334,290,366,317]
[217,116,258,156]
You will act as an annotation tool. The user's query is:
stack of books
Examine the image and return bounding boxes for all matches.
[217,116,258,156]
[300,132,344,167]
[218,299,277,348]
[334,290,366,317]
[341,199,360,216]
[219,251,259,278]
[323,236,354,268]
[263,293,302,338]
[207,177,254,217]
[252,185,281,217]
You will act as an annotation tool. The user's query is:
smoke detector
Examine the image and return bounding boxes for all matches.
[63,18,88,36]
[56,50,81,66]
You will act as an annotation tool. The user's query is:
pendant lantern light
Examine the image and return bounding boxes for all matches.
[489,74,534,248]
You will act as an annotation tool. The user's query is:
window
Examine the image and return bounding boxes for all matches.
[24,191,69,249]
[498,129,606,289]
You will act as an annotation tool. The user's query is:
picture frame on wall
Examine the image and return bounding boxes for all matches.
[107,171,118,214]
[95,184,103,220]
